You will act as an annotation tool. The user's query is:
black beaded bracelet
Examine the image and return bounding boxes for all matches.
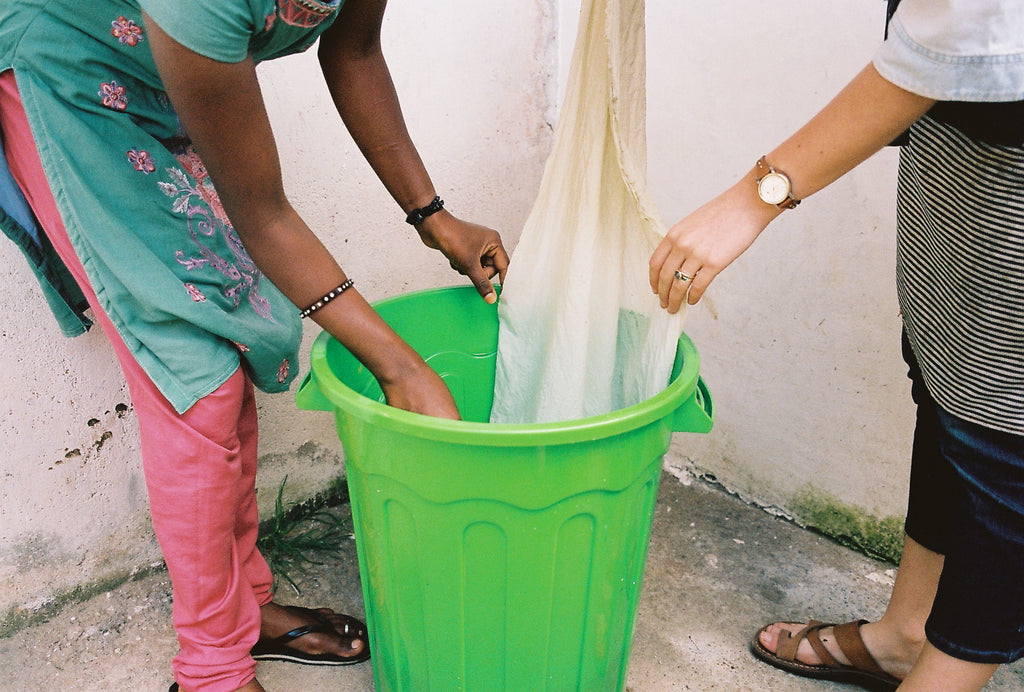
[405,196,444,225]
[299,279,354,318]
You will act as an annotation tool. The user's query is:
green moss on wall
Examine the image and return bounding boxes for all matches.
[0,566,162,639]
[790,486,904,564]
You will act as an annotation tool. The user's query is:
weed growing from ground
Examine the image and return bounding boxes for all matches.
[257,477,353,594]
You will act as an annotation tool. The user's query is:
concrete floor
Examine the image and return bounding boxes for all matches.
[2,469,1022,691]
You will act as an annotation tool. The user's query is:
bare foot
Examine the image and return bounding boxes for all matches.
[259,602,367,661]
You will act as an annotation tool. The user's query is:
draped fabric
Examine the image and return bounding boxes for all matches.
[491,0,685,424]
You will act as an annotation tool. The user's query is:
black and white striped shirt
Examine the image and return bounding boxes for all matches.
[896,116,1024,434]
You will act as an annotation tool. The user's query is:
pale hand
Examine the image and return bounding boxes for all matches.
[649,180,776,312]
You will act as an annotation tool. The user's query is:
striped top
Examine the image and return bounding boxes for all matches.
[896,115,1024,434]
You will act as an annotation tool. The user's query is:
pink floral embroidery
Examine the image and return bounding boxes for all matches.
[169,145,229,223]
[277,358,290,383]
[111,16,144,46]
[276,0,339,28]
[99,81,128,111]
[159,145,275,321]
[263,13,277,32]
[127,148,156,174]
[184,283,206,302]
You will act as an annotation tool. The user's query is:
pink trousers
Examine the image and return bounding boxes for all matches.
[0,71,269,692]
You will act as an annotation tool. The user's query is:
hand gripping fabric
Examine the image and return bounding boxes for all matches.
[490,0,685,423]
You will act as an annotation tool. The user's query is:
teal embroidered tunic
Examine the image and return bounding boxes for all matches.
[0,0,343,412]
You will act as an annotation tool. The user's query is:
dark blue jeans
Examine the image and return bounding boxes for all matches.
[902,335,1024,663]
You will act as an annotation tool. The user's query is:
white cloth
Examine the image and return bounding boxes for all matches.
[490,0,685,424]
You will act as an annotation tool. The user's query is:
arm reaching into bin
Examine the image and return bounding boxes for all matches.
[145,16,460,420]
[3,0,522,686]
[649,63,933,313]
[144,0,511,420]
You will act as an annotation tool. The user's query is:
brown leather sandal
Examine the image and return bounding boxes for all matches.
[751,619,901,692]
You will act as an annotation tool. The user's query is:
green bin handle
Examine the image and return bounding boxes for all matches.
[295,371,335,412]
[671,376,714,433]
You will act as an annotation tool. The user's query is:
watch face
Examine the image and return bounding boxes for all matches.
[758,172,790,205]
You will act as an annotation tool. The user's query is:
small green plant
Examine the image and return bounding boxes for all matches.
[257,477,353,594]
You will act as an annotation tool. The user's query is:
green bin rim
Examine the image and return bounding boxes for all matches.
[301,286,705,446]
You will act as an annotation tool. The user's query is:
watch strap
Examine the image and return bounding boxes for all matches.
[776,195,800,210]
[754,155,771,181]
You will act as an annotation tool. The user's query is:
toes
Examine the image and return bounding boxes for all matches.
[327,623,366,659]
[265,604,369,659]
[312,611,368,657]
[758,625,779,652]
[758,622,827,666]
[338,619,368,657]
[304,626,365,659]
[758,621,799,652]
[344,635,366,656]
[319,612,367,638]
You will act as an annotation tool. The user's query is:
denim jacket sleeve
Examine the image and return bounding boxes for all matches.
[873,0,1024,102]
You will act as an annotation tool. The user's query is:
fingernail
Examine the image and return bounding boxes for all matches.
[485,292,497,304]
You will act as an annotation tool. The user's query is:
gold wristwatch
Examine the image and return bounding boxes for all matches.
[755,156,800,210]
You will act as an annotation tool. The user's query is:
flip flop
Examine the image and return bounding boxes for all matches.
[751,619,901,692]
[251,605,371,666]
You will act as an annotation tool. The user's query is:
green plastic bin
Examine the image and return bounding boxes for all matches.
[296,285,713,692]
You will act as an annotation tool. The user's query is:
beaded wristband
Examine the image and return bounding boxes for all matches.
[299,279,354,318]
[405,196,445,225]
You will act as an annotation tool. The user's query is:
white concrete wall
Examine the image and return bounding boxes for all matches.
[548,0,911,525]
[643,1,914,520]
[0,1,555,630]
[1,0,914,628]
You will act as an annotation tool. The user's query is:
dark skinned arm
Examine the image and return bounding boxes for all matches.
[142,12,460,419]
[318,0,509,303]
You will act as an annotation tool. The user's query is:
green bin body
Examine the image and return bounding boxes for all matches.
[296,286,713,691]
